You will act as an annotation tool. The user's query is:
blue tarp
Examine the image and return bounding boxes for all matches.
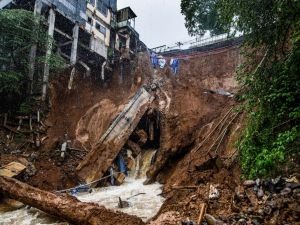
[170,58,179,74]
[150,52,158,68]
[117,154,128,176]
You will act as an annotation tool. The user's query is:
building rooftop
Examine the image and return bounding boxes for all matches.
[117,7,137,22]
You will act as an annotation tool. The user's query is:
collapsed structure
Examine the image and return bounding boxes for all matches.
[77,87,155,183]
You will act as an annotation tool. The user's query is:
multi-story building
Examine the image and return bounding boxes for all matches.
[85,0,117,60]
[0,0,144,72]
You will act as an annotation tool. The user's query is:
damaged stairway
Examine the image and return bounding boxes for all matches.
[76,87,155,183]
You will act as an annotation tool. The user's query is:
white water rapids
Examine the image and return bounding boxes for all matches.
[0,150,165,224]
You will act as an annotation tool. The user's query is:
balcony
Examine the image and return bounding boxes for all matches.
[117,20,139,38]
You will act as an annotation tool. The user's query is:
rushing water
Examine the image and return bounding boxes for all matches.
[0,150,164,224]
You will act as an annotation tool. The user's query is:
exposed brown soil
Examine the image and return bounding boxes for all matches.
[1,45,299,225]
[0,52,152,191]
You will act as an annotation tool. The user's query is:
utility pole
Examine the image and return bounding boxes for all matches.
[176,41,183,49]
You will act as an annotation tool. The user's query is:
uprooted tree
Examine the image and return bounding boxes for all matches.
[0,176,145,225]
[0,9,65,113]
[181,0,300,178]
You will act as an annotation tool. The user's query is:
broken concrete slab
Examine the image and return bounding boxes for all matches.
[76,87,153,183]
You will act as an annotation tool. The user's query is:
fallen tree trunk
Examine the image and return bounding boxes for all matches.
[0,176,145,225]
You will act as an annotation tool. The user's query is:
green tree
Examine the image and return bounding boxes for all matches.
[180,0,227,36]
[182,0,300,177]
[0,9,64,113]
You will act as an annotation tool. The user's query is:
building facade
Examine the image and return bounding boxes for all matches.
[0,0,144,71]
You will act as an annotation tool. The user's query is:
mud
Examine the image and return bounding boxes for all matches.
[1,43,299,225]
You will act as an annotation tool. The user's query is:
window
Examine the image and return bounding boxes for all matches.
[95,22,100,31]
[87,17,92,24]
[88,0,95,6]
[95,22,106,36]
[96,0,108,16]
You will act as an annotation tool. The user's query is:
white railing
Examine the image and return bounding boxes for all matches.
[152,32,243,53]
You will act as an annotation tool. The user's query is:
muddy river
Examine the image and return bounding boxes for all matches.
[0,150,164,224]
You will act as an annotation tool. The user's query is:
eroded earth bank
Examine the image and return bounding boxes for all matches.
[0,45,299,225]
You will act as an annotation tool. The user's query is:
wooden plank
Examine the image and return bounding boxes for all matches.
[0,162,26,178]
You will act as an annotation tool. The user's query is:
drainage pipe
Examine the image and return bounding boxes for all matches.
[101,61,106,81]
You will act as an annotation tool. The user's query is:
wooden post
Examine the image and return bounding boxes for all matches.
[68,23,79,90]
[28,0,42,95]
[42,7,56,101]
[197,203,207,225]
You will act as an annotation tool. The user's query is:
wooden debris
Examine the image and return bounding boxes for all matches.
[114,173,126,185]
[172,185,199,190]
[126,157,134,170]
[0,162,26,178]
[0,176,145,225]
[197,203,207,225]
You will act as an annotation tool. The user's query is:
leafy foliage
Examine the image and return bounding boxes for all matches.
[181,0,300,177]
[0,9,65,112]
[181,0,226,36]
[0,71,22,95]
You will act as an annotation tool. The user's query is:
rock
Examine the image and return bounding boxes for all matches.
[245,189,258,208]
[269,210,279,225]
[253,185,258,192]
[29,152,39,162]
[44,119,53,127]
[118,197,130,208]
[292,189,300,200]
[263,205,272,215]
[255,178,261,186]
[237,218,247,225]
[205,214,224,225]
[209,185,220,199]
[257,187,264,198]
[272,176,285,192]
[257,209,264,215]
[247,207,253,213]
[243,180,256,187]
[25,162,37,177]
[280,187,292,195]
[252,219,261,225]
[286,182,300,190]
[182,220,196,225]
[235,185,245,199]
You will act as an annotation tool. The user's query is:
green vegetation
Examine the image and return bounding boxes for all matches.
[181,0,300,178]
[180,0,226,36]
[0,9,64,112]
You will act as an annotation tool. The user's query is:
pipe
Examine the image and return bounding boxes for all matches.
[79,60,91,77]
[59,52,91,77]
[101,60,106,81]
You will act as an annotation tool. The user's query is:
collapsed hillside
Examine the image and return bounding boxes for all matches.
[0,44,299,225]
